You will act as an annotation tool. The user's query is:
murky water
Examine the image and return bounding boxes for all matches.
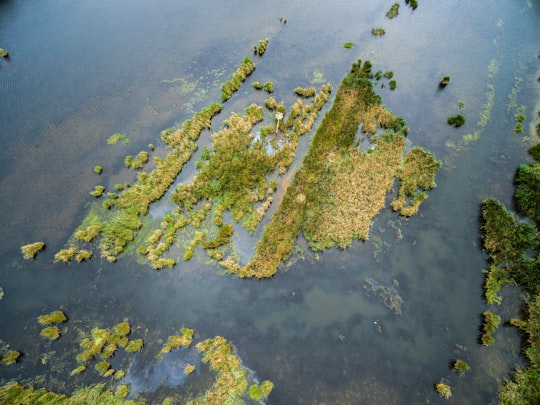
[0,0,539,403]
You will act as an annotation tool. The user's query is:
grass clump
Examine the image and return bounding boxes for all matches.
[125,339,143,353]
[435,382,452,399]
[38,310,67,325]
[221,57,256,101]
[40,326,61,341]
[184,364,196,375]
[483,265,514,305]
[386,3,399,19]
[20,242,45,259]
[90,185,105,198]
[344,42,354,49]
[107,133,128,145]
[481,310,501,346]
[294,87,317,98]
[1,350,21,365]
[452,359,470,375]
[161,327,194,354]
[371,28,385,36]
[254,38,268,56]
[448,114,465,127]
[405,0,418,10]
[0,48,8,58]
[389,79,397,90]
[94,165,103,174]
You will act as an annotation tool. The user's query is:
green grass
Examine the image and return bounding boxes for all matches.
[386,3,399,19]
[20,242,45,259]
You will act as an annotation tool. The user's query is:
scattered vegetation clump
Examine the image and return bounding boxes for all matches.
[481,310,501,346]
[254,38,268,56]
[20,242,45,259]
[252,81,263,90]
[448,114,465,127]
[90,185,105,198]
[107,133,128,145]
[40,326,61,341]
[94,165,103,174]
[435,382,452,399]
[195,336,273,404]
[452,359,470,375]
[1,350,21,365]
[391,147,441,217]
[294,87,316,98]
[386,3,400,19]
[38,310,67,325]
[125,339,143,353]
[125,150,149,169]
[221,57,256,101]
[483,265,514,305]
[184,364,196,375]
[344,42,354,49]
[440,76,450,87]
[161,327,194,354]
[389,80,397,90]
[0,48,8,58]
[515,151,540,225]
[371,28,386,36]
[263,81,274,93]
[405,0,418,10]
[53,247,79,263]
[0,382,142,404]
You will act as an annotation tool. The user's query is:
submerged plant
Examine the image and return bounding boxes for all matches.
[20,242,45,259]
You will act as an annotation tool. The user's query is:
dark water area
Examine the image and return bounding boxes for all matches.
[0,0,539,404]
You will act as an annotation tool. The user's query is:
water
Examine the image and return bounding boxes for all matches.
[0,0,539,403]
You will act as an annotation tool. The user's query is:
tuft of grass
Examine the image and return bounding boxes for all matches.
[435,382,452,399]
[1,350,21,365]
[40,326,61,341]
[448,114,465,127]
[344,42,354,49]
[452,359,470,375]
[20,242,45,259]
[94,165,103,174]
[371,28,386,36]
[38,310,67,325]
[386,3,399,19]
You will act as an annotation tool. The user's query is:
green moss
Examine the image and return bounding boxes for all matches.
[20,242,45,259]
[40,326,61,341]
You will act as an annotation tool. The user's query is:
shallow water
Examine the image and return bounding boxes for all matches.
[0,0,539,403]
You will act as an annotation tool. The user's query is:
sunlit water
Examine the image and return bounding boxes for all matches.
[0,0,539,403]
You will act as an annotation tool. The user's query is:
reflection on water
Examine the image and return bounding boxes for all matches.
[0,0,539,404]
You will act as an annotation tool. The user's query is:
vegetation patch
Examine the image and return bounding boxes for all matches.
[386,3,399,19]
[20,242,45,260]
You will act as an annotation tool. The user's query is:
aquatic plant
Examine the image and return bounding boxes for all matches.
[344,42,354,49]
[184,364,196,375]
[263,81,274,93]
[483,265,514,305]
[54,247,78,263]
[294,87,316,98]
[435,382,452,399]
[161,327,194,354]
[94,165,103,174]
[38,310,67,325]
[40,326,61,341]
[221,57,256,101]
[107,133,128,145]
[125,339,143,353]
[90,185,105,198]
[386,3,399,19]
[70,365,86,376]
[113,322,131,337]
[405,0,418,10]
[252,81,263,90]
[0,48,8,58]
[94,361,111,377]
[515,157,540,226]
[371,28,385,36]
[452,359,470,375]
[1,350,20,365]
[448,114,465,127]
[440,76,450,87]
[255,38,268,56]
[20,242,45,259]
[0,381,143,404]
[481,310,501,346]
[389,80,396,90]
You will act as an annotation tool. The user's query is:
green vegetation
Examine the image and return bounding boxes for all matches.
[125,339,143,353]
[107,133,128,145]
[371,28,386,36]
[386,3,400,19]
[20,241,45,259]
[252,81,263,90]
[0,48,8,58]
[221,57,256,101]
[481,309,501,347]
[195,336,273,404]
[435,382,452,399]
[90,185,105,197]
[1,350,20,365]
[440,76,450,87]
[254,38,268,56]
[161,327,194,354]
[294,87,317,98]
[125,150,149,169]
[94,165,103,174]
[223,59,436,278]
[344,42,354,49]
[40,326,61,341]
[38,310,67,325]
[452,359,470,375]
[263,81,274,93]
[184,364,196,375]
[389,79,397,90]
[448,114,465,127]
[0,382,141,404]
[405,0,418,10]
[483,265,514,305]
